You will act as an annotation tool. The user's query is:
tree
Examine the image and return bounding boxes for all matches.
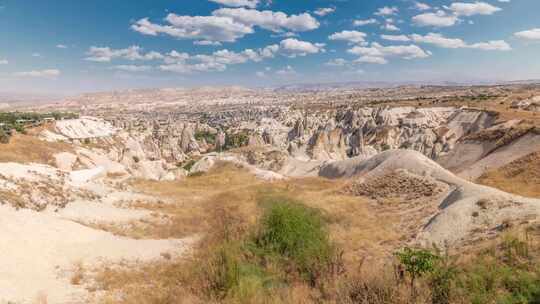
[0,129,9,144]
[395,247,439,300]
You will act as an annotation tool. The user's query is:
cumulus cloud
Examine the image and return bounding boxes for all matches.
[381,34,410,42]
[85,46,164,62]
[279,38,325,57]
[411,33,466,48]
[194,40,223,46]
[160,44,279,73]
[328,30,367,44]
[14,69,60,78]
[514,28,540,41]
[412,10,459,27]
[355,56,388,64]
[375,6,398,16]
[111,65,152,72]
[132,15,254,43]
[448,2,501,16]
[411,33,511,50]
[213,8,320,32]
[353,18,378,26]
[314,7,335,16]
[325,58,347,66]
[209,0,259,8]
[413,2,431,11]
[133,8,319,43]
[275,65,297,76]
[382,23,400,31]
[0,59,7,65]
[468,40,511,51]
[56,44,68,49]
[348,42,431,64]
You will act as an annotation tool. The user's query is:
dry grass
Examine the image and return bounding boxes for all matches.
[83,164,405,303]
[478,151,540,198]
[0,133,72,164]
[124,163,400,262]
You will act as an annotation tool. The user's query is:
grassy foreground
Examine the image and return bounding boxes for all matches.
[82,165,540,304]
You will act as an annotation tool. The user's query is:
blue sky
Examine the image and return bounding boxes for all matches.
[1,0,540,94]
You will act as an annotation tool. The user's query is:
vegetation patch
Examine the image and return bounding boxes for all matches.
[0,111,78,143]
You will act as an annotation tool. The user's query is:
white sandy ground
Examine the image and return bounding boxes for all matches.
[54,117,119,140]
[0,205,195,304]
[0,162,195,303]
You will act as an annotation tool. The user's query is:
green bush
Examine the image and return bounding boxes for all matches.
[0,129,10,144]
[225,132,249,150]
[396,247,440,300]
[195,131,216,145]
[197,195,338,302]
[254,197,335,284]
[182,159,197,172]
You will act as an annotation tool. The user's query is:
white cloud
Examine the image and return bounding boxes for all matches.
[381,34,410,42]
[382,23,400,31]
[132,15,254,43]
[209,0,259,8]
[325,58,347,66]
[414,2,431,11]
[275,65,297,76]
[85,46,164,62]
[279,38,325,57]
[329,30,367,44]
[256,71,266,77]
[111,65,152,72]
[411,33,511,50]
[349,42,430,64]
[213,8,320,32]
[468,40,511,50]
[411,33,466,48]
[448,2,501,16]
[0,59,7,65]
[160,44,279,73]
[134,8,319,43]
[375,6,398,16]
[14,69,60,78]
[353,18,378,26]
[355,56,388,64]
[194,40,223,46]
[32,53,42,57]
[514,28,540,41]
[314,7,335,16]
[412,10,459,27]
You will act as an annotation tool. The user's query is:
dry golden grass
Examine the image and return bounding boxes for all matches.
[0,133,72,164]
[84,164,404,304]
[478,151,540,198]
[124,163,400,262]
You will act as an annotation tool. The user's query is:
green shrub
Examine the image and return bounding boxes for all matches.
[429,252,458,304]
[225,132,249,150]
[457,235,540,304]
[182,159,197,172]
[395,247,440,299]
[195,131,216,145]
[0,129,10,144]
[196,195,338,303]
[254,197,335,284]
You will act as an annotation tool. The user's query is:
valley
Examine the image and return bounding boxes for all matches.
[1,84,540,303]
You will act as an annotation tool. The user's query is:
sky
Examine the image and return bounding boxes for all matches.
[1,0,540,94]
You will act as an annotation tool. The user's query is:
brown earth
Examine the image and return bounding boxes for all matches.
[0,133,72,164]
